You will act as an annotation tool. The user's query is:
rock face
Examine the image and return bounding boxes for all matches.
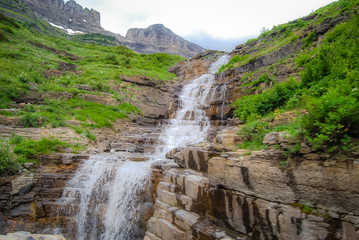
[124,24,205,59]
[0,153,89,235]
[19,0,102,33]
[146,131,359,240]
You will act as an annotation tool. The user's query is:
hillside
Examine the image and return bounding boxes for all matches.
[217,0,359,153]
[0,2,186,175]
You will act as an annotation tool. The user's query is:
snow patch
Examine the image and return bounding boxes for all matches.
[48,22,84,35]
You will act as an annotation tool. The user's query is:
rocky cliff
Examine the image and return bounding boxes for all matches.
[19,0,103,33]
[15,0,205,58]
[124,24,205,59]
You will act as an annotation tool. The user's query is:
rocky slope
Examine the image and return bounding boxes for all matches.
[19,0,103,33]
[14,0,205,58]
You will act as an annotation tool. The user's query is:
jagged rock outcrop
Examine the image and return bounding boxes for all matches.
[15,1,205,58]
[19,0,103,33]
[124,24,205,59]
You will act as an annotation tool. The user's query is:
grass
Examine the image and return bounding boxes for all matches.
[0,135,85,176]
[0,2,184,132]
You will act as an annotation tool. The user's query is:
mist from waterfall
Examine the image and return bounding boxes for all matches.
[57,55,229,240]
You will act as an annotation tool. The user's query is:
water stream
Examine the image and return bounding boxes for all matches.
[57,55,229,240]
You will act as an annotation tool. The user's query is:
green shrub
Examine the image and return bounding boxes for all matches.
[301,89,359,150]
[232,77,299,122]
[20,112,41,127]
[218,54,250,72]
[0,139,20,176]
[303,31,317,47]
[0,30,7,41]
[251,72,270,86]
[12,137,69,160]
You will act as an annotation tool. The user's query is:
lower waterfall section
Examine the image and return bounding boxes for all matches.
[58,155,152,240]
[56,55,229,240]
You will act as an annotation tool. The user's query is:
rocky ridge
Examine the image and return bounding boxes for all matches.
[14,0,205,58]
[19,0,102,33]
[123,24,205,59]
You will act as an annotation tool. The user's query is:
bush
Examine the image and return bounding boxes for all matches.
[303,31,317,47]
[232,77,299,122]
[0,139,20,176]
[301,89,359,150]
[20,112,41,127]
[12,137,69,160]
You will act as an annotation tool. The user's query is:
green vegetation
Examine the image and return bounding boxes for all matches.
[0,138,20,176]
[233,3,359,152]
[0,135,84,176]
[0,1,183,131]
[17,98,142,129]
[71,33,118,46]
[0,0,185,174]
[232,77,299,123]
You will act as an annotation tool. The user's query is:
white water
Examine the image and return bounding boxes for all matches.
[156,55,230,156]
[58,155,151,240]
[57,55,229,240]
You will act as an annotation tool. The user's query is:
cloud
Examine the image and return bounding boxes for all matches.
[184,31,255,52]
[71,0,336,49]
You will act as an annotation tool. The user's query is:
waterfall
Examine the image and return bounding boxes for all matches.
[58,155,151,240]
[57,55,229,240]
[156,55,230,156]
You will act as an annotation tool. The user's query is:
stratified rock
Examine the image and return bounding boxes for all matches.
[11,176,37,196]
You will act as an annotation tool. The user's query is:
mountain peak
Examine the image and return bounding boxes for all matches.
[125,24,205,58]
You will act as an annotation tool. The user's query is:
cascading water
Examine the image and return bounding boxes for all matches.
[56,55,229,240]
[156,55,230,156]
[57,155,151,240]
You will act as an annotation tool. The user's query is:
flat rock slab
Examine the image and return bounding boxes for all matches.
[0,232,66,240]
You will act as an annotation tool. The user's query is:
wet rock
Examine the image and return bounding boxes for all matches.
[165,148,178,159]
[214,127,241,146]
[173,148,210,172]
[11,176,37,196]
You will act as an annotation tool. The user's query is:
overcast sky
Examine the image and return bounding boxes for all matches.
[71,0,336,51]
